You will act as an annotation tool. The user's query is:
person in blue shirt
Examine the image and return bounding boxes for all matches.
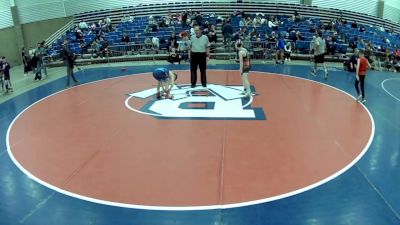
[275,35,286,64]
[153,67,178,99]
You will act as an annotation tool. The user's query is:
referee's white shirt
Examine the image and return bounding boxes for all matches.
[190,34,209,53]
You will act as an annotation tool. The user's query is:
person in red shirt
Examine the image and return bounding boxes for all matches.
[355,50,371,103]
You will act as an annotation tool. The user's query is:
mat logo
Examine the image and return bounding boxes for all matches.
[126,84,265,120]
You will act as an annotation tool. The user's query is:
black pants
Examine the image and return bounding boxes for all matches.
[355,75,365,98]
[191,52,207,87]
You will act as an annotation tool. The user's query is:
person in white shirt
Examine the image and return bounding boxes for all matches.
[105,17,112,31]
[79,21,88,31]
[268,20,277,29]
[152,36,160,49]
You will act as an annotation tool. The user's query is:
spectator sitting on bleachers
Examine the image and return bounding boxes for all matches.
[239,18,245,28]
[393,58,400,72]
[357,39,366,51]
[75,29,84,42]
[349,37,358,50]
[240,27,249,39]
[208,26,217,53]
[293,11,302,22]
[80,41,88,55]
[252,37,264,59]
[233,28,241,41]
[152,36,160,50]
[79,21,88,32]
[121,14,129,23]
[167,46,180,64]
[365,41,374,61]
[351,21,358,29]
[100,40,109,59]
[122,33,130,44]
[168,32,178,50]
[178,32,189,61]
[294,31,304,42]
[245,17,253,27]
[95,29,105,42]
[384,49,395,72]
[144,37,153,50]
[165,14,172,27]
[91,39,101,58]
[149,15,156,25]
[250,27,259,39]
[268,17,278,30]
[359,25,366,32]
[88,23,96,35]
[253,16,259,26]
[105,17,112,32]
[268,31,278,43]
[203,21,211,32]
[395,48,400,60]
[325,35,337,55]
[98,19,104,30]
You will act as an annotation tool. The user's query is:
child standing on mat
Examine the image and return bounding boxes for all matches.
[236,41,253,98]
[153,67,178,99]
[355,50,371,104]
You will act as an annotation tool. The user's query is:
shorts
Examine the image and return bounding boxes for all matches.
[153,68,169,81]
[242,65,251,74]
[314,53,325,64]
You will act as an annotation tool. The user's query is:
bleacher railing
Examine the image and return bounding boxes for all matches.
[45,19,75,47]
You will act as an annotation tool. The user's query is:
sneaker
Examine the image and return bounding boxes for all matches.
[361,99,366,104]
[324,71,329,80]
[202,84,207,88]
[311,70,316,77]
[242,92,251,98]
[356,95,362,102]
[156,92,161,99]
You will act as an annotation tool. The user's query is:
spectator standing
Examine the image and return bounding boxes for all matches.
[311,30,328,80]
[222,20,233,48]
[21,47,30,76]
[61,39,79,87]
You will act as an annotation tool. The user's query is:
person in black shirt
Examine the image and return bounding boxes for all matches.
[121,33,130,44]
[195,12,203,27]
[222,21,233,48]
[168,33,178,50]
[346,49,358,72]
[21,47,30,76]
[61,39,79,87]
[182,11,188,27]
[203,21,211,32]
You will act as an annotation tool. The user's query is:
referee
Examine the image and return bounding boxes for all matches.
[189,26,210,88]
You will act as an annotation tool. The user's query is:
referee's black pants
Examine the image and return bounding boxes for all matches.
[190,52,207,87]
